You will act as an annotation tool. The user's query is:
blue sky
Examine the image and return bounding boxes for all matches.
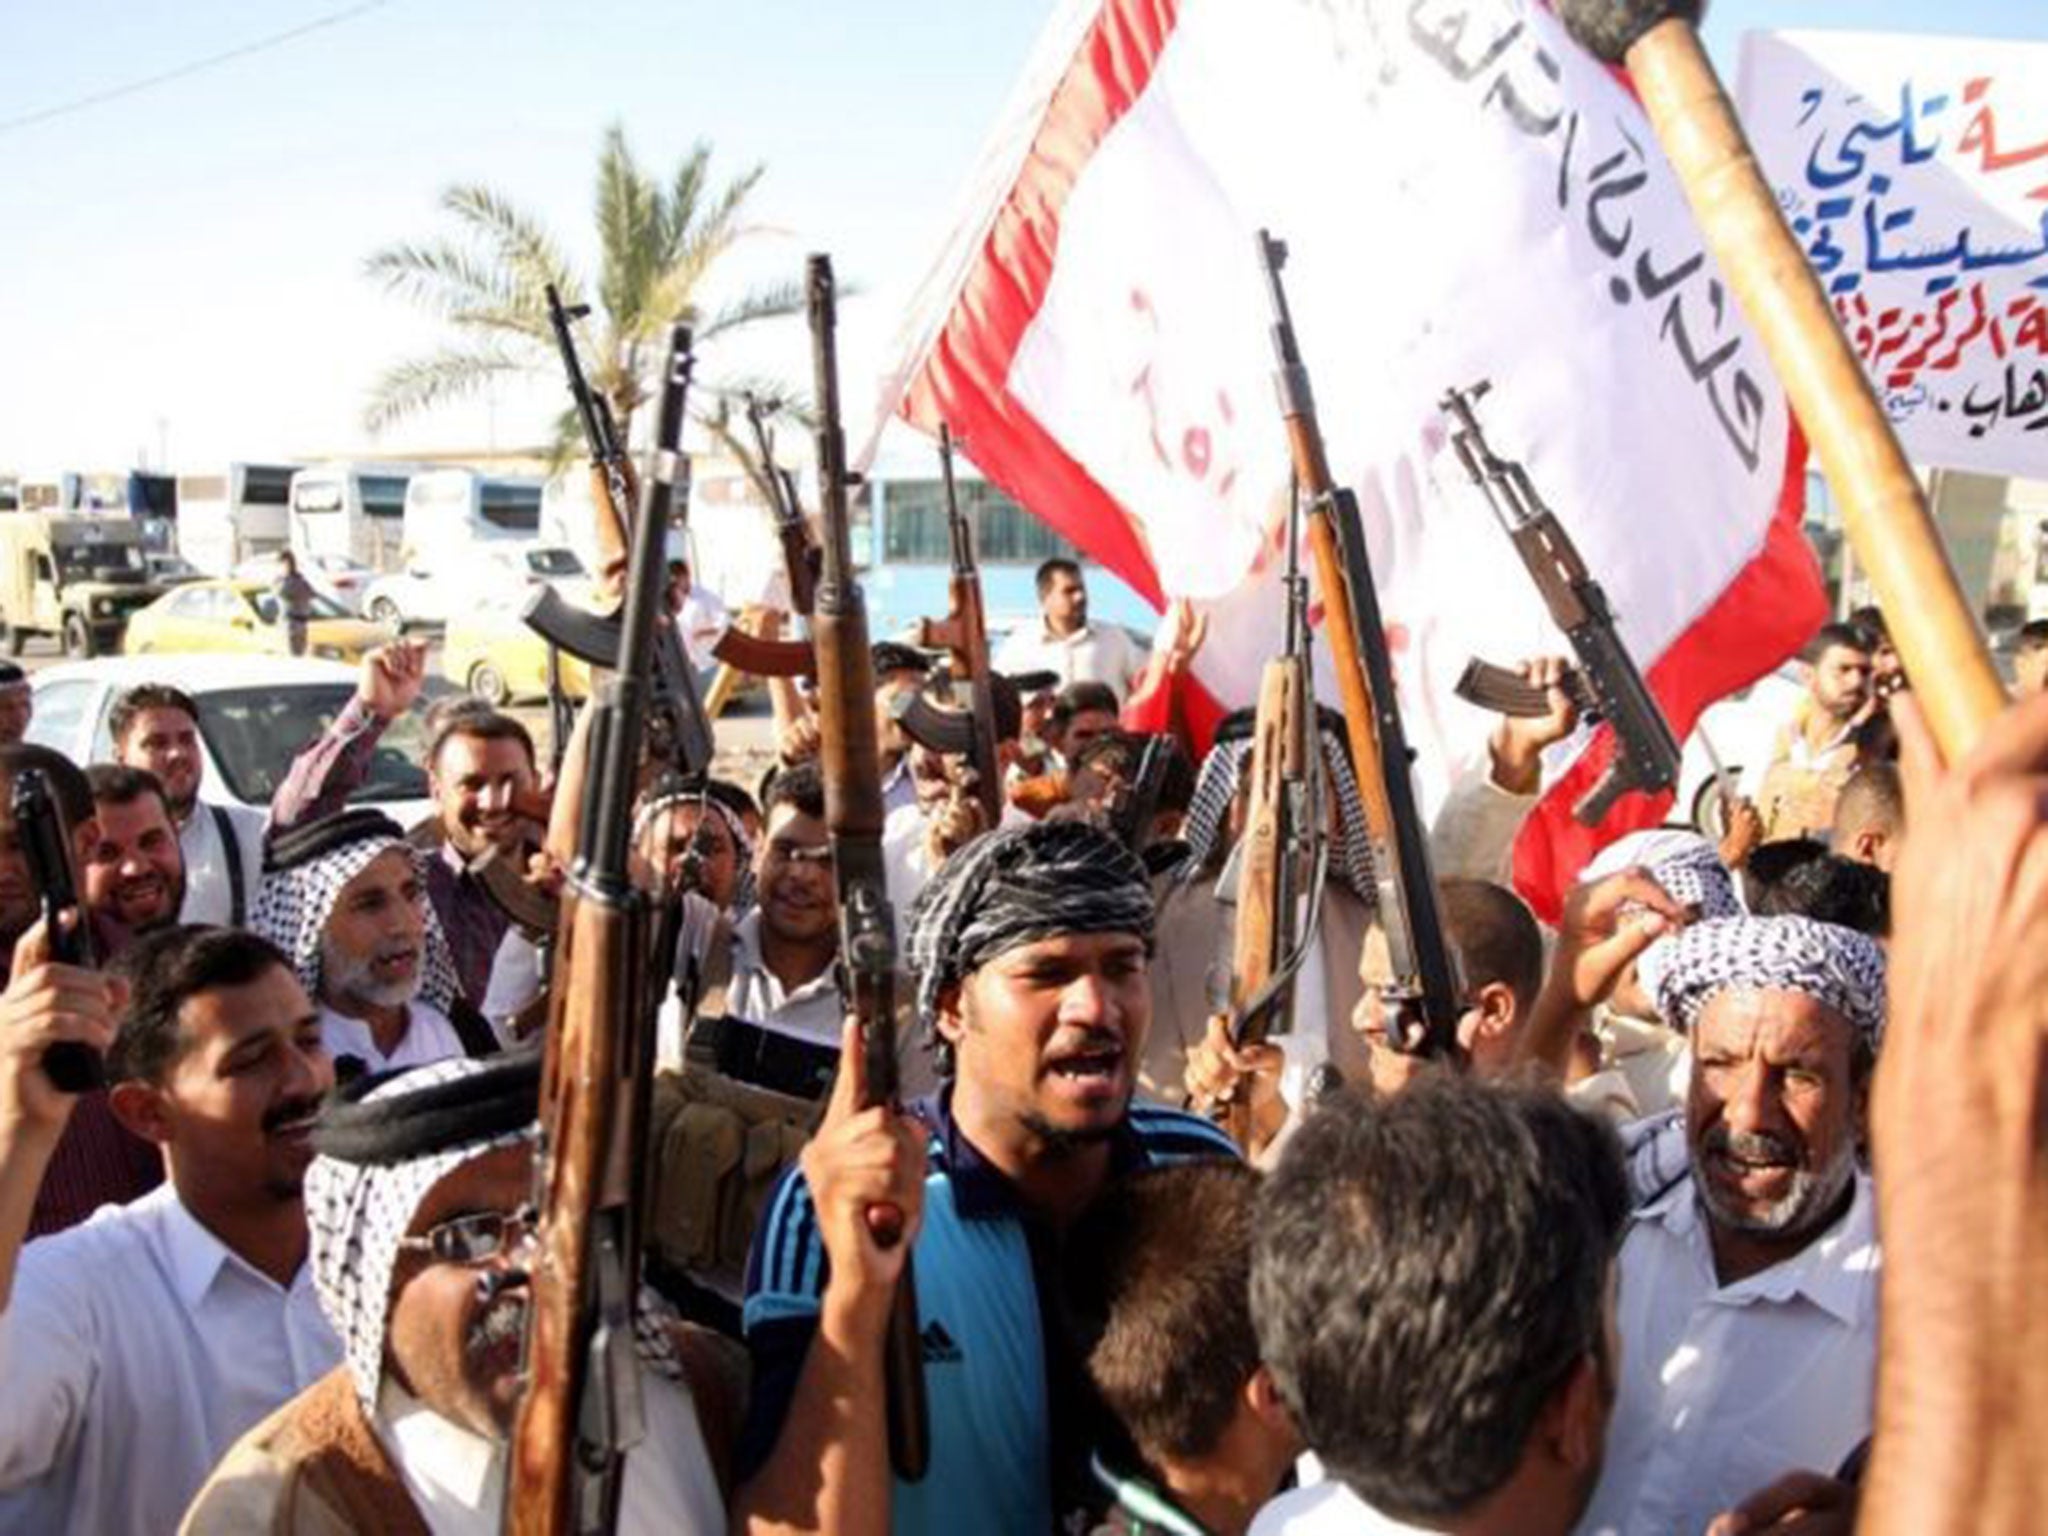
[0,0,2037,471]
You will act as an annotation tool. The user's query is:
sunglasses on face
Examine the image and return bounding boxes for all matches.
[397,1204,540,1267]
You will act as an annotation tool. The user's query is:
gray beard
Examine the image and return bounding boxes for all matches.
[321,936,424,1012]
[1698,1137,1857,1239]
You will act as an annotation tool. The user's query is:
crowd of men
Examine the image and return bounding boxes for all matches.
[0,564,2044,1534]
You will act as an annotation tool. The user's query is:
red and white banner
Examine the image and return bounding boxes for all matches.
[878,0,1825,920]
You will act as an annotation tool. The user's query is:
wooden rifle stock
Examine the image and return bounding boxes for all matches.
[507,328,693,1536]
[807,253,931,1484]
[710,624,816,681]
[1258,231,1461,1057]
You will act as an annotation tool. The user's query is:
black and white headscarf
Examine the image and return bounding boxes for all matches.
[1174,718,1375,898]
[633,783,757,915]
[1581,829,1742,920]
[1641,915,1888,1047]
[907,820,1155,1038]
[306,1053,683,1411]
[252,816,462,1015]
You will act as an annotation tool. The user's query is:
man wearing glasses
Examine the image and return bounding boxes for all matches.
[183,1051,731,1533]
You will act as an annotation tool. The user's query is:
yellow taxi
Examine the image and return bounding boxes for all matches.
[123,579,388,663]
[441,601,593,706]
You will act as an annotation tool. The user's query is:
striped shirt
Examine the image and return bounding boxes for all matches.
[739,1090,1237,1535]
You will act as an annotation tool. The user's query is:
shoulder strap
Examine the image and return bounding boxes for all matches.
[683,914,737,1020]
[446,997,501,1060]
[209,802,248,927]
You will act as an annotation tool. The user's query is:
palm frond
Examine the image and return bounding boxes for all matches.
[657,141,714,269]
[595,124,661,333]
[361,346,518,434]
[439,183,577,316]
[691,280,808,345]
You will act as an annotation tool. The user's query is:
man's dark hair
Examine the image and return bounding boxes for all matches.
[1441,879,1544,1015]
[1050,681,1119,731]
[425,702,535,774]
[85,763,172,821]
[1251,1081,1627,1523]
[1750,853,1890,937]
[1740,836,1828,911]
[0,742,93,827]
[763,758,825,822]
[108,683,201,747]
[1847,605,1889,646]
[1064,1161,1262,1467]
[1804,621,1871,665]
[109,926,294,1084]
[1035,557,1082,596]
[2017,618,2048,656]
[1832,762,1903,847]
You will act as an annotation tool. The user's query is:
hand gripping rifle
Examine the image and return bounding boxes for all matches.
[1440,382,1682,826]
[1216,486,1330,1149]
[13,770,103,1093]
[526,298,716,773]
[896,424,1005,831]
[808,253,931,1484]
[1258,232,1461,1058]
[507,326,695,1536]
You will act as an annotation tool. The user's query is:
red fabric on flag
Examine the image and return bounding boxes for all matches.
[896,0,1826,920]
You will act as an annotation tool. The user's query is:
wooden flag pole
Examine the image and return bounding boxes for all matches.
[1556,0,2007,759]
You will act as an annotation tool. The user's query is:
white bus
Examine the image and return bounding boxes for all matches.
[175,463,299,575]
[289,462,418,572]
[399,469,543,568]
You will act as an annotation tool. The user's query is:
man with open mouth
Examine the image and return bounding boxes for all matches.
[736,819,1238,1536]
[184,1051,730,1534]
[82,764,190,950]
[0,925,339,1536]
[253,809,501,1078]
[1576,914,1887,1536]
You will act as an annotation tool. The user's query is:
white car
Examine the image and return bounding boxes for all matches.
[363,544,586,630]
[26,654,436,825]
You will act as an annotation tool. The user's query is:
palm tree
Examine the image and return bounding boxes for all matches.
[362,123,805,504]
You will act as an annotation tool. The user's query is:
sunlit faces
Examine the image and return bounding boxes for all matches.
[113,963,331,1202]
[116,706,204,819]
[1042,569,1088,634]
[941,931,1152,1147]
[430,730,535,859]
[320,847,427,1013]
[1685,986,1864,1244]
[384,1143,536,1440]
[1810,644,1873,724]
[754,803,835,945]
[639,800,740,908]
[85,793,186,933]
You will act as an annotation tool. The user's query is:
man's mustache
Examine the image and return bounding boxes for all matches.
[466,1293,528,1359]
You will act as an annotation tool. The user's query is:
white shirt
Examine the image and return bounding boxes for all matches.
[657,903,847,1068]
[1251,1479,1428,1535]
[678,586,731,672]
[992,618,1143,700]
[177,799,267,927]
[375,1373,722,1535]
[319,999,471,1074]
[480,929,545,1034]
[1575,1173,1879,1536]
[0,1183,337,1536]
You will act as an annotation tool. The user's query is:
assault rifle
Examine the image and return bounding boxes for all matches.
[14,771,102,1093]
[1259,231,1461,1058]
[743,391,819,618]
[525,300,715,772]
[897,424,1005,830]
[1217,486,1329,1148]
[1107,733,1172,856]
[1440,381,1682,825]
[507,326,694,1536]
[808,252,931,1483]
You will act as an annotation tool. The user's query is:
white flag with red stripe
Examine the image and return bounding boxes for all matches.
[879,0,1825,920]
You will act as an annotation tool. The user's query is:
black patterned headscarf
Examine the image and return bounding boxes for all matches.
[1174,716,1375,899]
[907,820,1155,1039]
[1641,915,1888,1047]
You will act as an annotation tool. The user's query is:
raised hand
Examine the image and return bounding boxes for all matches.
[1489,654,1580,794]
[357,640,428,721]
[803,1017,927,1321]
[0,918,126,1136]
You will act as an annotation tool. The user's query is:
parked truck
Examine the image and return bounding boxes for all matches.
[0,514,165,656]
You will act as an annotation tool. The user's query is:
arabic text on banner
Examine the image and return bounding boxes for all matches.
[1738,28,2048,479]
